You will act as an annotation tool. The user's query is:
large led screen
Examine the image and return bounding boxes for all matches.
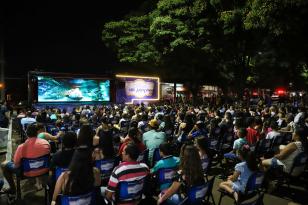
[37,76,110,102]
[116,75,159,104]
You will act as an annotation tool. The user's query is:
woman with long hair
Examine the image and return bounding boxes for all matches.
[51,149,100,204]
[219,145,258,201]
[92,124,115,161]
[157,144,205,204]
[93,116,113,147]
[93,116,115,160]
[77,124,95,149]
[195,136,211,174]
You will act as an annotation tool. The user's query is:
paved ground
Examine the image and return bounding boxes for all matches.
[0,129,307,205]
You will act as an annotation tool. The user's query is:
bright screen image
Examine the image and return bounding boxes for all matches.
[37,76,110,102]
[115,75,159,104]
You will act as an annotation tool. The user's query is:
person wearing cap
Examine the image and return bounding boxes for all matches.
[142,119,166,166]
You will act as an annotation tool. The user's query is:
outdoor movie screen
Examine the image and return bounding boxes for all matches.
[37,76,110,102]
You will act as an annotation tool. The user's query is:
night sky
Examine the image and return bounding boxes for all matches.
[2,1,145,77]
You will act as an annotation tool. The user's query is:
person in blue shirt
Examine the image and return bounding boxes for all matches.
[151,142,180,191]
[188,121,207,140]
[224,127,248,160]
[219,145,258,201]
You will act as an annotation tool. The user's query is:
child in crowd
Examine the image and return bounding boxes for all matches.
[224,128,248,161]
[151,142,180,191]
[219,145,258,201]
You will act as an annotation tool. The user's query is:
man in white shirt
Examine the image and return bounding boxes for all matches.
[294,107,305,127]
[20,111,36,129]
[266,121,280,140]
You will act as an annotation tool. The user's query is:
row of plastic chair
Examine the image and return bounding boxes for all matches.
[12,152,270,205]
[253,134,290,158]
[269,151,308,191]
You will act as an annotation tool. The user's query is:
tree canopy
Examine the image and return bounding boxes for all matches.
[102,0,308,94]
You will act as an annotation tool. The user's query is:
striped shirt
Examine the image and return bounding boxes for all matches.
[107,161,149,192]
[107,161,149,205]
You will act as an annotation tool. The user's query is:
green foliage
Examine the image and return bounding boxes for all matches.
[299,64,308,86]
[101,0,308,92]
[157,0,188,13]
[102,15,161,65]
[245,0,308,35]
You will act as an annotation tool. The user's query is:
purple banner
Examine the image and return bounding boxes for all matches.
[116,75,160,104]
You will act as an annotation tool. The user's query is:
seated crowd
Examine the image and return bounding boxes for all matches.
[0,102,307,205]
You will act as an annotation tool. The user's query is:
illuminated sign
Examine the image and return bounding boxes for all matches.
[116,74,160,104]
[126,79,155,98]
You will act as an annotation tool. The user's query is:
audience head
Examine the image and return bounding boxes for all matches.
[195,120,205,130]
[238,145,258,172]
[130,120,138,129]
[237,127,247,138]
[293,128,308,153]
[62,131,77,149]
[156,114,164,122]
[141,113,148,121]
[195,136,210,156]
[35,123,46,133]
[128,127,138,138]
[26,123,38,138]
[101,116,109,124]
[26,111,32,117]
[210,118,218,127]
[285,113,294,123]
[184,113,194,125]
[270,121,278,130]
[122,142,140,162]
[98,128,115,158]
[67,149,94,195]
[159,142,172,157]
[148,119,159,130]
[246,117,255,127]
[224,112,232,120]
[180,143,203,187]
[77,124,94,149]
